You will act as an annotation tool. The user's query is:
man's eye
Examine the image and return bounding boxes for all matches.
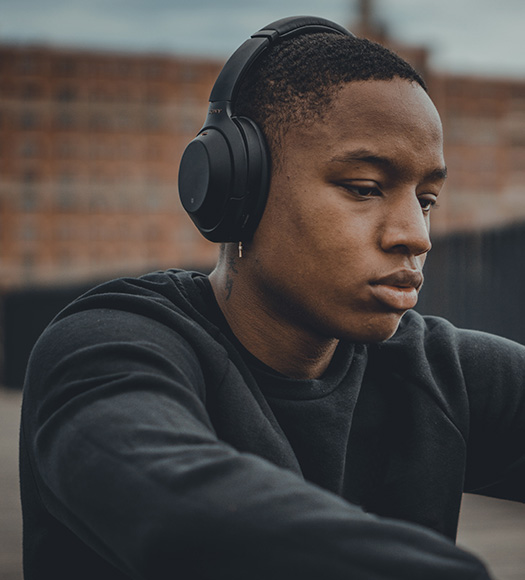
[419,197,438,213]
[342,185,381,197]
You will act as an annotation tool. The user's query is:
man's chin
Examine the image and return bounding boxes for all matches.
[338,312,405,344]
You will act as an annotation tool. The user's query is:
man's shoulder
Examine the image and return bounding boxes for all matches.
[385,309,462,353]
[50,269,207,324]
[392,309,523,351]
[74,268,205,304]
[25,269,231,393]
[29,269,220,368]
[384,309,525,384]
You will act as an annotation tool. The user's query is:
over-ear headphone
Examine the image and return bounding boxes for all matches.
[178,16,354,242]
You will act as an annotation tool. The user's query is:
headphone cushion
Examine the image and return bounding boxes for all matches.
[232,116,271,238]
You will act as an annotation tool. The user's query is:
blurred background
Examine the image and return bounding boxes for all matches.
[1,1,525,579]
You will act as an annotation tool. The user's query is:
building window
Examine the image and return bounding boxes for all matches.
[20,222,37,241]
[144,62,162,79]
[88,113,109,130]
[20,139,39,158]
[20,111,38,130]
[22,252,36,282]
[57,173,76,209]
[55,58,76,77]
[57,139,76,158]
[89,89,106,103]
[18,54,37,75]
[56,111,75,129]
[117,60,132,77]
[56,87,76,102]
[145,93,161,104]
[21,83,41,100]
[511,87,525,100]
[21,171,38,210]
[115,110,133,129]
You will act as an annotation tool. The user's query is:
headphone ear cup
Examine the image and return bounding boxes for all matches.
[178,128,233,236]
[178,115,270,242]
[232,116,271,240]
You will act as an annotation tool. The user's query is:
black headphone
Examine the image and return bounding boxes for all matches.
[178,16,354,242]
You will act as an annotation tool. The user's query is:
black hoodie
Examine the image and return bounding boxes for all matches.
[20,269,525,579]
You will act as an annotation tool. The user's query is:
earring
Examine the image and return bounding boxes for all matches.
[238,241,243,258]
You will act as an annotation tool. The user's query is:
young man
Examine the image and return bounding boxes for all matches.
[20,17,525,580]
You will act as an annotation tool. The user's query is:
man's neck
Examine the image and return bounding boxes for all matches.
[209,265,338,380]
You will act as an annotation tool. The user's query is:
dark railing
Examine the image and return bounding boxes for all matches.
[417,222,525,346]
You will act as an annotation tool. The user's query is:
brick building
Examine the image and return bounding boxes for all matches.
[431,73,525,232]
[1,10,524,291]
[0,46,221,290]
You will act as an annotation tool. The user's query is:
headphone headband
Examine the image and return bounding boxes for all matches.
[210,16,353,103]
[178,16,354,242]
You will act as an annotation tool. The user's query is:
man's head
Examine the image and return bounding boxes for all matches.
[179,21,430,244]
[208,23,447,365]
[235,32,427,168]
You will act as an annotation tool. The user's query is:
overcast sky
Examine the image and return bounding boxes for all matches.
[1,0,524,78]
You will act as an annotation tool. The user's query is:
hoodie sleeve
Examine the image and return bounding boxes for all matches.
[458,327,525,501]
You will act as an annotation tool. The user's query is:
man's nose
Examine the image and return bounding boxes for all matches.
[380,194,432,257]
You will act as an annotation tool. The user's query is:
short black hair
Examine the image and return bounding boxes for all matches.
[235,32,427,163]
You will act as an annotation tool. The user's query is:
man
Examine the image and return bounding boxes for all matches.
[20,17,525,580]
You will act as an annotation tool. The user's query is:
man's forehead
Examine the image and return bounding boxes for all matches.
[329,78,438,119]
[277,78,444,174]
[329,148,448,182]
[316,80,443,147]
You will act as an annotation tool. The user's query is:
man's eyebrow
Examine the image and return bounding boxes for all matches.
[329,149,448,181]
[426,166,448,181]
[329,149,394,168]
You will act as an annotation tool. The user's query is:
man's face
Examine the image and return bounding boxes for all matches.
[246,78,446,344]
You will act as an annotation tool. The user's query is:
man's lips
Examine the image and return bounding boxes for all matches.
[369,270,424,310]
[371,269,424,290]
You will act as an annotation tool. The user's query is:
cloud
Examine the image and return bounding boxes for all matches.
[378,0,525,76]
[1,0,524,76]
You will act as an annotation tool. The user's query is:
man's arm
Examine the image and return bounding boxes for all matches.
[459,328,525,501]
[22,306,491,580]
